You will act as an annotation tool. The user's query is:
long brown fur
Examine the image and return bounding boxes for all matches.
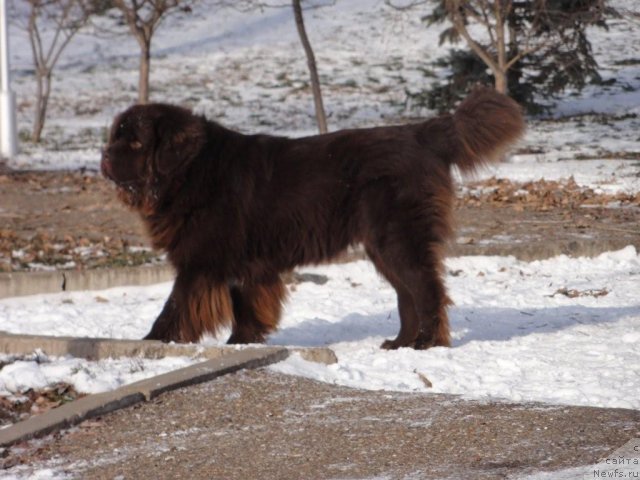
[101,87,524,348]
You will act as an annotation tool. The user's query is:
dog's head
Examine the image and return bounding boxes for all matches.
[101,103,206,211]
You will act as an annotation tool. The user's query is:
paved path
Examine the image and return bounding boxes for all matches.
[4,370,639,479]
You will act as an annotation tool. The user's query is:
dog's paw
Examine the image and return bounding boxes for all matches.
[380,338,410,350]
[143,328,184,344]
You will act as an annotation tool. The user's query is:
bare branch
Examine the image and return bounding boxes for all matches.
[504,41,546,70]
[445,0,499,74]
[292,0,328,133]
[618,8,640,25]
[384,0,427,11]
[17,0,94,142]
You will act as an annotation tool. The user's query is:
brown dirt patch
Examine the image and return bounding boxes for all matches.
[0,377,83,432]
[0,170,639,272]
[0,170,158,272]
[452,176,640,259]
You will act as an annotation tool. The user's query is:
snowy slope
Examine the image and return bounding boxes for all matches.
[5,0,640,169]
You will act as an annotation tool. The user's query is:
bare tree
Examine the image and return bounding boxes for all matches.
[388,0,608,96]
[14,0,94,142]
[291,0,326,133]
[239,0,331,133]
[439,0,516,93]
[112,0,331,129]
[111,0,193,104]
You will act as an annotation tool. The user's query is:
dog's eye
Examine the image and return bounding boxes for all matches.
[130,141,143,150]
[115,123,126,139]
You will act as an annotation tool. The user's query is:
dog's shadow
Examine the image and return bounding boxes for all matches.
[269,304,640,348]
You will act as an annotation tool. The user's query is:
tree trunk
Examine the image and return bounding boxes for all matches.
[493,3,508,95]
[292,0,328,134]
[32,69,51,143]
[494,70,508,94]
[138,42,151,104]
[506,9,522,99]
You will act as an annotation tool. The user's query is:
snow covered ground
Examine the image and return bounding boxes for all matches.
[1,246,639,410]
[272,248,640,409]
[1,0,639,413]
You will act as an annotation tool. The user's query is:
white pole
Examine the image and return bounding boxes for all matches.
[0,0,18,159]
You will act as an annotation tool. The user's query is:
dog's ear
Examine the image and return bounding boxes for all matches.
[153,109,206,177]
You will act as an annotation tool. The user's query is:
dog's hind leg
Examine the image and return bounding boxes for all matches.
[366,247,421,349]
[227,277,288,344]
[367,239,452,350]
[409,245,452,349]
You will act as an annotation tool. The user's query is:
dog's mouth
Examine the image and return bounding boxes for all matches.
[100,151,115,181]
[100,153,142,196]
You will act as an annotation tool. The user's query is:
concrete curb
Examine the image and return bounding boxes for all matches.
[3,239,639,300]
[0,265,175,299]
[0,348,289,447]
[451,238,640,262]
[0,331,338,365]
[0,261,349,300]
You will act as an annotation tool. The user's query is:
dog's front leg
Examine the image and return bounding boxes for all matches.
[144,290,182,342]
[227,277,288,344]
[144,271,233,343]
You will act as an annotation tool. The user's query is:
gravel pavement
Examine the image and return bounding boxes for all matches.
[3,369,639,480]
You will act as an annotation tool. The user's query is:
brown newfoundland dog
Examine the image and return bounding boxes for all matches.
[102,88,524,349]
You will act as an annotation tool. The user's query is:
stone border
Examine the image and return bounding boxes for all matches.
[0,348,289,447]
[0,331,338,365]
[0,333,337,446]
[3,239,639,300]
[0,265,175,299]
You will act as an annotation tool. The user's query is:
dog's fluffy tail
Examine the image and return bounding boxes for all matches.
[425,87,525,174]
